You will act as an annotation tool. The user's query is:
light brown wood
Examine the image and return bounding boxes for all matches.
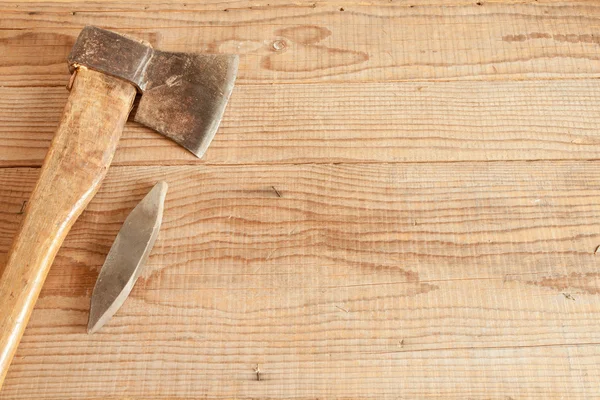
[1,162,600,398]
[0,0,574,11]
[3,0,600,398]
[3,79,600,167]
[2,2,600,86]
[0,68,136,387]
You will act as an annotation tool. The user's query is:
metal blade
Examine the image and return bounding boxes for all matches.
[131,52,239,158]
[69,26,239,159]
[88,181,168,334]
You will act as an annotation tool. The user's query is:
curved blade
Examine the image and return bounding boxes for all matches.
[88,181,168,334]
[131,52,239,158]
[69,26,239,159]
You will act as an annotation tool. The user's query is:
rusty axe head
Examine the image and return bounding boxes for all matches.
[68,26,239,157]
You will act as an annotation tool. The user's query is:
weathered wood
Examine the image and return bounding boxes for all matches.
[3,1,600,397]
[2,80,600,167]
[1,2,600,86]
[0,0,570,11]
[0,162,599,398]
[0,69,136,387]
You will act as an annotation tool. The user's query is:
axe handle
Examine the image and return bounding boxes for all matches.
[0,68,136,387]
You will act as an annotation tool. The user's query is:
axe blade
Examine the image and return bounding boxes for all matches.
[68,26,239,158]
[132,51,239,158]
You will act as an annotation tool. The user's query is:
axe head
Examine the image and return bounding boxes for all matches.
[68,26,239,158]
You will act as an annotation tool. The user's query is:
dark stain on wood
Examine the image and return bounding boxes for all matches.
[554,33,600,45]
[262,25,368,72]
[527,272,600,295]
[348,261,438,296]
[352,261,420,282]
[0,32,75,67]
[276,25,332,45]
[503,32,600,45]
[262,45,368,72]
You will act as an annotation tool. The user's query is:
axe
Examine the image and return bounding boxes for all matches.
[0,26,238,386]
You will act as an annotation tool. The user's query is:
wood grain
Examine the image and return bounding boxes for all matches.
[3,0,600,397]
[0,0,579,11]
[0,80,600,166]
[1,162,600,398]
[0,69,136,387]
[3,79,600,167]
[2,2,600,86]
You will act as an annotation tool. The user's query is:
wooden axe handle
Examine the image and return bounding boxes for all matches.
[0,68,136,386]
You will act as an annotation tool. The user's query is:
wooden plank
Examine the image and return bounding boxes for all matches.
[2,80,600,167]
[0,0,578,12]
[2,2,600,86]
[1,162,599,398]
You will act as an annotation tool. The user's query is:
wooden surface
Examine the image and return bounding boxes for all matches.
[1,1,600,398]
[0,68,136,386]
